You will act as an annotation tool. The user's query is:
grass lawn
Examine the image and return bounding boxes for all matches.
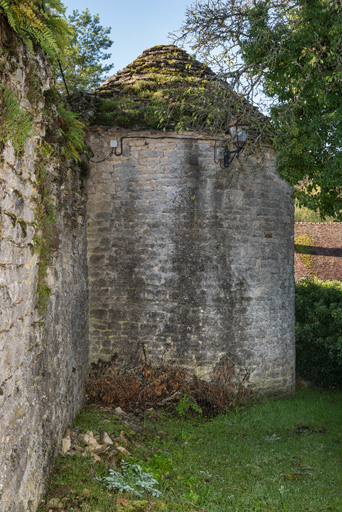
[38,388,342,512]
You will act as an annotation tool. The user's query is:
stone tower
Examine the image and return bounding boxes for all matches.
[87,45,295,396]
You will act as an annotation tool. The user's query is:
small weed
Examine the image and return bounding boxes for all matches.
[176,394,202,418]
[101,462,162,497]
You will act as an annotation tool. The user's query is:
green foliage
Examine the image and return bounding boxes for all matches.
[295,278,342,388]
[294,201,336,222]
[175,394,202,418]
[101,462,162,498]
[0,85,32,152]
[177,0,342,219]
[257,1,342,220]
[56,103,86,161]
[0,0,69,59]
[29,95,87,315]
[41,88,87,162]
[56,8,113,93]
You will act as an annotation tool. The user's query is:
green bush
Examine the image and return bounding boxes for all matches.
[294,200,336,222]
[295,278,342,388]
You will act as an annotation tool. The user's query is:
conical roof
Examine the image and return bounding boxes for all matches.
[95,45,215,95]
[91,44,268,140]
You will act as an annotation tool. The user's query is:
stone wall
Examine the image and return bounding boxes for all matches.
[87,127,295,396]
[0,22,88,511]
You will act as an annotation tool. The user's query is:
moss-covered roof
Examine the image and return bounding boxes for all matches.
[91,45,268,139]
[94,45,216,95]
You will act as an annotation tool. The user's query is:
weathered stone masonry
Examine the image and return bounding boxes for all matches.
[0,29,88,511]
[87,127,295,396]
[0,34,295,511]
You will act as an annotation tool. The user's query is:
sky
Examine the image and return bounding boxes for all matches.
[63,0,193,75]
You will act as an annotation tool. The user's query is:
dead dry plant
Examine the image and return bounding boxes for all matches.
[85,354,251,417]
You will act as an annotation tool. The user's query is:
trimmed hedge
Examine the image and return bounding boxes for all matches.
[296,278,342,388]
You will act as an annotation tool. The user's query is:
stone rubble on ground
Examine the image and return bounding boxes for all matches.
[115,445,131,457]
[100,431,114,445]
[60,419,134,464]
[118,430,129,445]
[61,436,71,454]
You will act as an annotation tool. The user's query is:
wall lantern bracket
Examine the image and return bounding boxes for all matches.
[222,119,249,168]
[223,145,243,168]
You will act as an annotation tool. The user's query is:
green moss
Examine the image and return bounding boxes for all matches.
[32,166,58,315]
[28,90,89,314]
[4,211,17,226]
[93,69,256,135]
[93,45,266,138]
[17,218,27,237]
[25,65,42,107]
[40,140,54,157]
[295,233,316,274]
[116,499,150,512]
[13,188,23,198]
[91,95,165,130]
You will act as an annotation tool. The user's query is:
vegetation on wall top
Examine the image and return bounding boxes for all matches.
[92,45,269,145]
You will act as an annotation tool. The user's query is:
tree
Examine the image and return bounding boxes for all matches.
[176,0,342,219]
[57,8,114,93]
